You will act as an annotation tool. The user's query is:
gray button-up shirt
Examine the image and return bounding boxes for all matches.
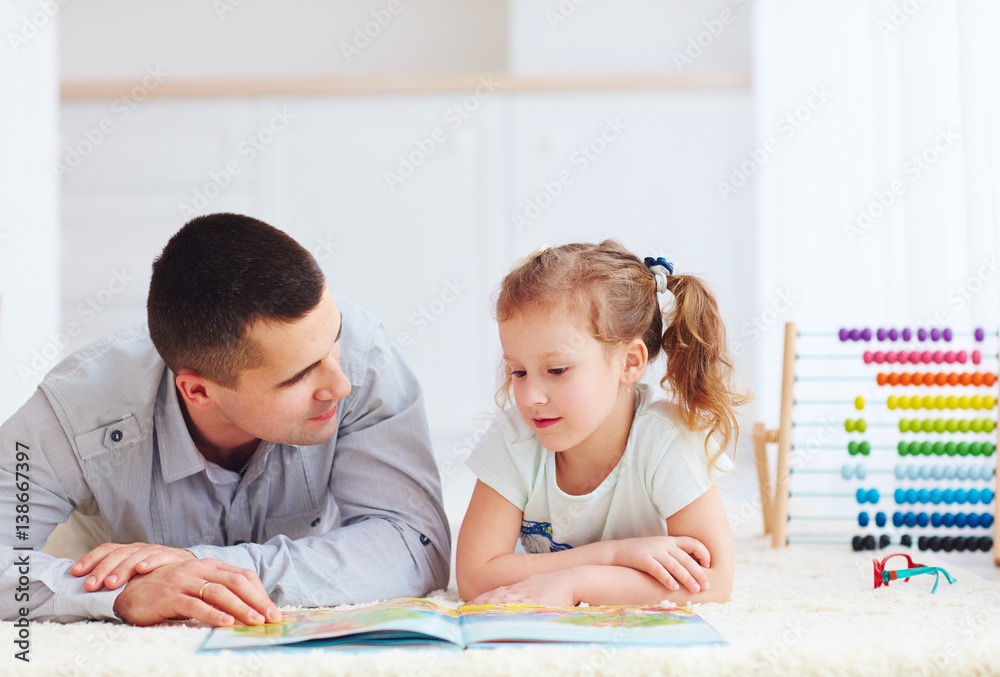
[0,297,450,621]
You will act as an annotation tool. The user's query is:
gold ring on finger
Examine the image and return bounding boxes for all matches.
[198,581,211,600]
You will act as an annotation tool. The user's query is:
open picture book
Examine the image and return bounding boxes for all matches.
[199,597,727,652]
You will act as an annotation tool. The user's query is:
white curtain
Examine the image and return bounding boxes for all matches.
[750,0,1000,419]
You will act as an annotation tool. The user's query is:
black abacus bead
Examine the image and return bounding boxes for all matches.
[980,537,994,551]
[917,536,928,550]
[964,536,979,552]
[878,535,891,549]
[863,535,877,550]
[901,534,913,548]
[928,536,941,552]
[852,536,864,551]
[941,536,954,552]
[953,537,967,552]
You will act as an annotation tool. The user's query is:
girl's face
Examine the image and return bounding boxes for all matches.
[499,304,631,455]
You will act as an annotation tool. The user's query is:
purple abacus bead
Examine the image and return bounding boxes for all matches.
[933,350,944,363]
[921,350,932,363]
[888,328,899,341]
[943,328,953,342]
[863,351,873,364]
[975,328,985,342]
[839,328,849,341]
[850,328,861,341]
[877,328,886,341]
[931,328,941,341]
[874,351,885,364]
[918,328,928,341]
[972,350,982,365]
[945,351,956,364]
[902,328,912,341]
[958,350,968,363]
[861,328,872,341]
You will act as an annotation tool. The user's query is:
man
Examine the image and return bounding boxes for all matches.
[0,214,450,625]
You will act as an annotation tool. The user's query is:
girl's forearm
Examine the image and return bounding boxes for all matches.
[569,565,733,606]
[459,541,617,599]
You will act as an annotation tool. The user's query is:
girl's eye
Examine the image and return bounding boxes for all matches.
[549,368,567,376]
[511,370,527,379]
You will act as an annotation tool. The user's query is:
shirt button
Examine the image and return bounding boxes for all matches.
[110,430,123,443]
[234,540,246,545]
[419,534,431,546]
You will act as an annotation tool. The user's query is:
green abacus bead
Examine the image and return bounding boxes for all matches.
[921,419,934,433]
[845,419,855,433]
[932,441,944,455]
[848,441,858,455]
[945,441,957,456]
[898,419,908,433]
[957,442,969,456]
[933,418,946,433]
[987,443,996,457]
[984,419,995,433]
[856,418,867,433]
[909,441,920,456]
[897,441,907,456]
[860,441,871,455]
[946,418,959,433]
[971,419,983,433]
[920,441,932,456]
[970,442,982,456]
[959,419,971,433]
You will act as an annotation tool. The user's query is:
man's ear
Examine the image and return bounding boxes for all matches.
[622,338,648,386]
[175,370,216,410]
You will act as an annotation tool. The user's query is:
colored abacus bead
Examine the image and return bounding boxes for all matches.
[975,327,985,342]
[850,329,861,341]
[900,534,912,547]
[858,512,869,527]
[862,328,872,341]
[902,328,912,341]
[877,328,886,341]
[918,328,928,341]
[972,350,982,365]
[863,535,876,550]
[839,329,849,341]
[945,351,956,363]
[851,535,863,551]
[878,535,890,549]
[930,328,941,341]
[943,328,953,341]
[854,396,865,410]
[889,328,899,341]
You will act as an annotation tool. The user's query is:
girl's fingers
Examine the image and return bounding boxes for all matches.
[667,549,710,591]
[675,537,712,568]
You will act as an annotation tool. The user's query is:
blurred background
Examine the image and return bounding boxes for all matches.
[1,0,998,561]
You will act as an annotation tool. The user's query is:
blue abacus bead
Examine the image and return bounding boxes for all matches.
[892,511,904,527]
[930,488,942,504]
[856,464,868,480]
[839,328,849,341]
[904,511,917,527]
[858,512,870,527]
[918,488,930,504]
[931,328,941,341]
[943,328,953,341]
[931,512,943,527]
[877,328,886,341]
[918,328,928,341]
[889,328,899,341]
[842,464,853,480]
[917,512,929,527]
[967,513,980,528]
[919,465,932,479]
[968,489,980,504]
[983,489,994,504]
[875,512,887,527]
[982,513,994,528]
[955,488,968,504]
[850,329,861,341]
[902,328,912,341]
[931,465,943,480]
[943,489,955,504]
[957,466,970,480]
[905,488,918,504]
[943,465,956,480]
[955,513,968,528]
[894,464,906,480]
[867,488,879,504]
[907,465,920,480]
[894,488,905,504]
[975,327,985,342]
[943,513,955,527]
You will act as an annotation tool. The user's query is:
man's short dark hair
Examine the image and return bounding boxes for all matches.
[147,213,325,388]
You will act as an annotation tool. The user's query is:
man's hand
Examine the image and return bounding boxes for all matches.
[112,558,282,627]
[610,536,711,593]
[467,570,576,607]
[71,542,196,591]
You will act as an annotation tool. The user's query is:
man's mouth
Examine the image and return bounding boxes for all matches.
[309,404,338,422]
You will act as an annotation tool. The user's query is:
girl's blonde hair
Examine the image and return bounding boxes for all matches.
[495,240,749,464]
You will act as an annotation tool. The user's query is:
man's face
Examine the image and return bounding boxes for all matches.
[209,285,352,447]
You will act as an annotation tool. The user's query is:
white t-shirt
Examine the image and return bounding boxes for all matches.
[466,384,732,554]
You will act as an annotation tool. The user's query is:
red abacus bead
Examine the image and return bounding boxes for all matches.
[947,373,959,386]
[960,373,972,385]
[972,373,983,386]
[874,351,885,364]
[921,351,932,363]
[897,373,908,386]
[923,373,935,386]
[877,373,888,385]
[933,351,944,363]
[935,373,947,386]
[972,350,982,365]
[985,373,996,386]
[886,351,898,363]
[957,350,968,363]
[864,351,874,364]
[945,351,956,363]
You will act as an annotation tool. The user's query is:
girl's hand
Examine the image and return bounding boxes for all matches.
[466,570,576,606]
[610,536,711,593]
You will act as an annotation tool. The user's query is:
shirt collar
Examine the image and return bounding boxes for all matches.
[154,370,208,483]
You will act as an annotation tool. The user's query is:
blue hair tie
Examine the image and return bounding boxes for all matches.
[644,256,674,275]
[644,256,674,294]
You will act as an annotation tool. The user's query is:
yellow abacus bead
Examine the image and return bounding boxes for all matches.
[856,418,867,433]
[845,419,855,432]
[985,396,996,409]
[922,395,934,410]
[854,396,865,411]
[971,395,983,410]
[933,396,945,410]
[946,418,959,433]
[946,396,958,409]
[887,396,898,410]
[959,396,971,409]
[933,418,946,433]
[899,396,911,410]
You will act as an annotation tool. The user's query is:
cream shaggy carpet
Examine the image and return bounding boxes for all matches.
[3,534,999,676]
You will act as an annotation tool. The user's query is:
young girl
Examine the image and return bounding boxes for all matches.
[456,241,747,606]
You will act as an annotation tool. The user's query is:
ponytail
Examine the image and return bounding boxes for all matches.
[661,275,750,467]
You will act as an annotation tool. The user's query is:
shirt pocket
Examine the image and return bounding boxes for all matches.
[258,449,339,542]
